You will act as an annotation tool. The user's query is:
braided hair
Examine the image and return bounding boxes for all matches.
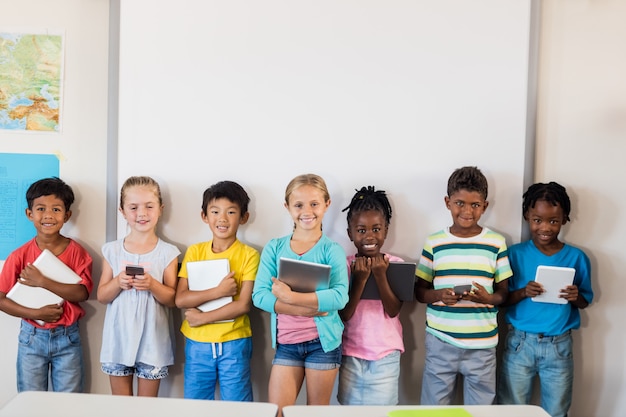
[522,181,571,222]
[342,186,392,226]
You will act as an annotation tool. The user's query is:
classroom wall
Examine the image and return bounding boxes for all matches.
[534,1,626,415]
[1,1,623,416]
[0,0,110,404]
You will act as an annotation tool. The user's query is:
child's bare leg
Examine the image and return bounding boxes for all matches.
[137,377,161,397]
[109,375,133,396]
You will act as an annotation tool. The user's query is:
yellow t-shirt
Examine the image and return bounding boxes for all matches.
[178,240,260,343]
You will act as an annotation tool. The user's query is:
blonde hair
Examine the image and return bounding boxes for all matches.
[120,176,163,209]
[284,173,330,205]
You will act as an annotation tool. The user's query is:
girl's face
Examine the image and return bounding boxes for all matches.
[120,185,162,233]
[525,199,567,250]
[285,185,330,233]
[347,210,388,258]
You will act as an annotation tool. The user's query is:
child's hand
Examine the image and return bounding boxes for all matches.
[351,257,372,284]
[117,272,134,290]
[560,284,579,302]
[216,272,238,298]
[439,288,459,305]
[18,264,46,288]
[271,277,294,303]
[131,272,153,291]
[370,254,389,277]
[38,303,63,323]
[464,282,491,304]
[524,281,544,298]
[184,308,205,327]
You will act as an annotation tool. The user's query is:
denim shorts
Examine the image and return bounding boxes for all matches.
[101,361,169,380]
[273,338,342,370]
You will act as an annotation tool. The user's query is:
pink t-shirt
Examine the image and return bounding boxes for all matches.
[277,314,319,344]
[341,254,405,360]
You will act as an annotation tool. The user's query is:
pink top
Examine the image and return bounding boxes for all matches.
[277,314,319,344]
[341,254,405,360]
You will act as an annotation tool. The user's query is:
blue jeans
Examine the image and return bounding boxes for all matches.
[337,350,401,405]
[16,320,84,392]
[184,337,253,401]
[498,327,573,417]
[420,332,496,405]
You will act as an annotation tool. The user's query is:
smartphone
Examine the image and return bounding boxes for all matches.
[453,284,472,296]
[125,265,144,276]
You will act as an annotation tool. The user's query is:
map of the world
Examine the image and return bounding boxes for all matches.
[0,32,64,132]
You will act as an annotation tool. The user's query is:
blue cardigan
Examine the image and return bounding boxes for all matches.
[252,234,349,352]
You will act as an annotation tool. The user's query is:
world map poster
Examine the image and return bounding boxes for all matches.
[0,32,64,132]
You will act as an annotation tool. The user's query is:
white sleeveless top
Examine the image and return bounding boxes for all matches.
[100,238,180,367]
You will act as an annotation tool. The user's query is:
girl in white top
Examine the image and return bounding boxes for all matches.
[97,176,180,396]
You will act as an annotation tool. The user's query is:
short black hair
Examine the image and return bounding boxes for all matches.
[202,181,250,215]
[522,181,571,222]
[447,166,488,200]
[26,177,75,211]
[342,186,392,226]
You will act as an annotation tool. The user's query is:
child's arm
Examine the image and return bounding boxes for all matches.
[97,259,131,304]
[0,291,63,323]
[183,280,253,326]
[371,255,402,318]
[502,281,544,306]
[132,258,178,308]
[560,284,589,309]
[415,278,460,305]
[18,264,89,303]
[272,277,320,310]
[468,279,509,306]
[175,272,237,308]
[339,258,369,321]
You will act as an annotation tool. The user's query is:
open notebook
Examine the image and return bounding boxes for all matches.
[6,249,82,310]
[186,258,234,322]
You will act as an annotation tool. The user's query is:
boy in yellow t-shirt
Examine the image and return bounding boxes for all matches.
[175,181,260,401]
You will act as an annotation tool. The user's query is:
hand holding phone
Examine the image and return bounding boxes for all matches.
[453,284,472,296]
[126,265,144,277]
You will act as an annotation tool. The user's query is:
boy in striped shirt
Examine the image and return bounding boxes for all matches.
[415,166,511,405]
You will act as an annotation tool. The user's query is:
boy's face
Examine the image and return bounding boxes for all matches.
[347,210,388,258]
[202,197,248,242]
[26,194,71,238]
[445,189,488,238]
[525,199,567,251]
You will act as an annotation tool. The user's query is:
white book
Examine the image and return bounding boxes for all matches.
[186,258,234,322]
[6,249,82,310]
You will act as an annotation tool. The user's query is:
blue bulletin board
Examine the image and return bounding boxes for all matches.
[0,153,60,259]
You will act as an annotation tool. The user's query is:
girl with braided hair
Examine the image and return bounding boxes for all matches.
[337,186,405,405]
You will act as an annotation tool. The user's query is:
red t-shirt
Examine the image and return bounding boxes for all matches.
[0,238,93,328]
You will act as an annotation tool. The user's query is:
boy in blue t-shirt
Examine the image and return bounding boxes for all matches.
[498,182,593,417]
[415,166,511,405]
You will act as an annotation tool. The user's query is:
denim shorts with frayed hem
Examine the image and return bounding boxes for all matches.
[273,338,341,370]
[101,361,169,380]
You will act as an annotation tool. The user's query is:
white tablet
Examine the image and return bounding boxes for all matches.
[532,265,575,304]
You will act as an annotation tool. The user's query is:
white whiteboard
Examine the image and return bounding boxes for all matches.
[118,0,531,256]
[117,1,532,401]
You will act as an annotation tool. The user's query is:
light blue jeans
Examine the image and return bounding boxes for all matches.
[420,332,496,405]
[16,320,84,392]
[337,350,401,405]
[498,327,573,417]
[184,337,253,401]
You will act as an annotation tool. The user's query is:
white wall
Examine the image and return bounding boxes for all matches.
[535,1,626,416]
[0,0,110,406]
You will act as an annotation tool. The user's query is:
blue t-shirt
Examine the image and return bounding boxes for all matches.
[505,240,593,336]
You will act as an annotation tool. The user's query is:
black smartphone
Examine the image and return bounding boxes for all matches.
[125,265,144,276]
[453,284,472,296]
